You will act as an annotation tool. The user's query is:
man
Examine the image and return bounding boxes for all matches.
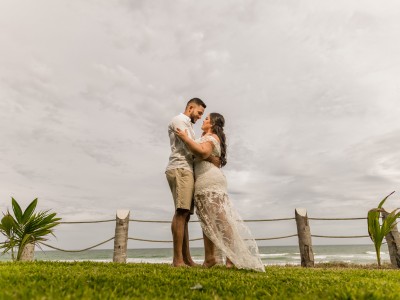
[166,98,206,267]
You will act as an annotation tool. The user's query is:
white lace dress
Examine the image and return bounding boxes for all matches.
[194,135,265,272]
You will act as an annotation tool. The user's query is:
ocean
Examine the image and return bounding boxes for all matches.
[0,244,389,265]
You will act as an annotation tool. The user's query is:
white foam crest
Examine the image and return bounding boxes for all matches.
[366,251,387,255]
[314,255,327,259]
[260,253,289,258]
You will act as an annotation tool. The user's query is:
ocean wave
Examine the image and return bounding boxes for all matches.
[264,262,300,266]
[314,255,327,259]
[365,251,386,255]
[260,253,289,258]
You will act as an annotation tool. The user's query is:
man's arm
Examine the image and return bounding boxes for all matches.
[206,155,221,168]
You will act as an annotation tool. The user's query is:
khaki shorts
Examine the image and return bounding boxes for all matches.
[166,168,194,214]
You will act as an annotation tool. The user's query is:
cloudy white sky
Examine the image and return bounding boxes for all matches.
[1,0,400,251]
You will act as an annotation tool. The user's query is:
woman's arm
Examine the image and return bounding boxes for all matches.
[175,128,213,159]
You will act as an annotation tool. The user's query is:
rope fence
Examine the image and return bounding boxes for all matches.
[311,234,370,239]
[40,213,370,252]
[30,208,399,268]
[60,219,115,224]
[41,237,115,252]
[308,217,367,221]
[255,234,298,241]
[21,208,400,268]
[129,217,296,223]
[127,237,204,243]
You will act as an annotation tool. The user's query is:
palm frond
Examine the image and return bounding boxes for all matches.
[11,198,23,223]
[378,191,395,208]
[0,198,61,261]
[21,198,38,224]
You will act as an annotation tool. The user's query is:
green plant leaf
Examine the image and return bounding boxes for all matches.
[367,192,400,267]
[0,198,61,261]
[377,191,395,208]
[11,198,23,223]
[0,214,17,237]
[22,198,38,224]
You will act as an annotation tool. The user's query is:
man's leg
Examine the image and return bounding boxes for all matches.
[171,209,189,267]
[182,214,197,266]
[167,168,195,267]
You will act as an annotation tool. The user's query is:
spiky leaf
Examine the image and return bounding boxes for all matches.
[22,198,38,224]
[11,198,23,223]
[0,198,61,261]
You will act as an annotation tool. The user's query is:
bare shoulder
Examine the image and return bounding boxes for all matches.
[210,134,220,143]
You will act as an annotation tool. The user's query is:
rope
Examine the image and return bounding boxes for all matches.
[129,217,295,223]
[60,219,115,224]
[255,234,298,241]
[129,219,177,223]
[308,217,367,221]
[128,234,298,243]
[57,217,366,224]
[244,218,295,222]
[128,237,203,243]
[311,234,369,238]
[41,237,115,252]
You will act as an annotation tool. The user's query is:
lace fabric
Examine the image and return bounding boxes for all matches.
[194,135,265,272]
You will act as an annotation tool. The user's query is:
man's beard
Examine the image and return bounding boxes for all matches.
[189,114,196,123]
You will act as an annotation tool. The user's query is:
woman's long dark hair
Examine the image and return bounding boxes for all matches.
[210,112,227,167]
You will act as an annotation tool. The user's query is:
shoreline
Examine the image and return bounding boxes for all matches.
[0,244,391,265]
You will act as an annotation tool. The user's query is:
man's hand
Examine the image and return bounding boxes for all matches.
[206,155,221,168]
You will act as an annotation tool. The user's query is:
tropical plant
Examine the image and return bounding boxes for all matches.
[367,191,400,267]
[0,198,61,261]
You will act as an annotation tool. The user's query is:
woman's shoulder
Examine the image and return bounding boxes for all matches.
[201,134,220,145]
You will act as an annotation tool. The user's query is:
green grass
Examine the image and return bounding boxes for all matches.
[0,262,399,299]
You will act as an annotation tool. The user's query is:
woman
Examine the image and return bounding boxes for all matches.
[175,113,265,272]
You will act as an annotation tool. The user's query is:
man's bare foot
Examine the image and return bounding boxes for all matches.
[202,258,217,268]
[172,263,189,267]
[185,260,200,267]
[183,257,198,267]
[172,260,188,267]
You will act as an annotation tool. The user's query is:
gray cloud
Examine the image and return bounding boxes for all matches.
[1,0,400,249]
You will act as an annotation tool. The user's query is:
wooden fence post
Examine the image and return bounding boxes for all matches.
[113,209,130,263]
[20,242,35,261]
[382,208,400,268]
[295,208,314,267]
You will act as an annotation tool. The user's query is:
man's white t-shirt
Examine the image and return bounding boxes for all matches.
[166,113,195,173]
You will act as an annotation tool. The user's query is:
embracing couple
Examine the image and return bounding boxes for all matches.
[165,98,265,272]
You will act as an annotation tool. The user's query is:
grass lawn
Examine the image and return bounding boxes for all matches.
[0,261,399,299]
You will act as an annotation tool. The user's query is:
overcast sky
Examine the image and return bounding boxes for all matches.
[1,0,400,251]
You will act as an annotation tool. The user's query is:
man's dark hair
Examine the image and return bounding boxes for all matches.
[186,98,206,109]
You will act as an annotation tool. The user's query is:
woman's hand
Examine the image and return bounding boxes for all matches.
[175,129,214,159]
[175,128,189,142]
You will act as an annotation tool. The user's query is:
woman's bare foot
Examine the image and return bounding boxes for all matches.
[202,258,217,268]
[226,257,235,269]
